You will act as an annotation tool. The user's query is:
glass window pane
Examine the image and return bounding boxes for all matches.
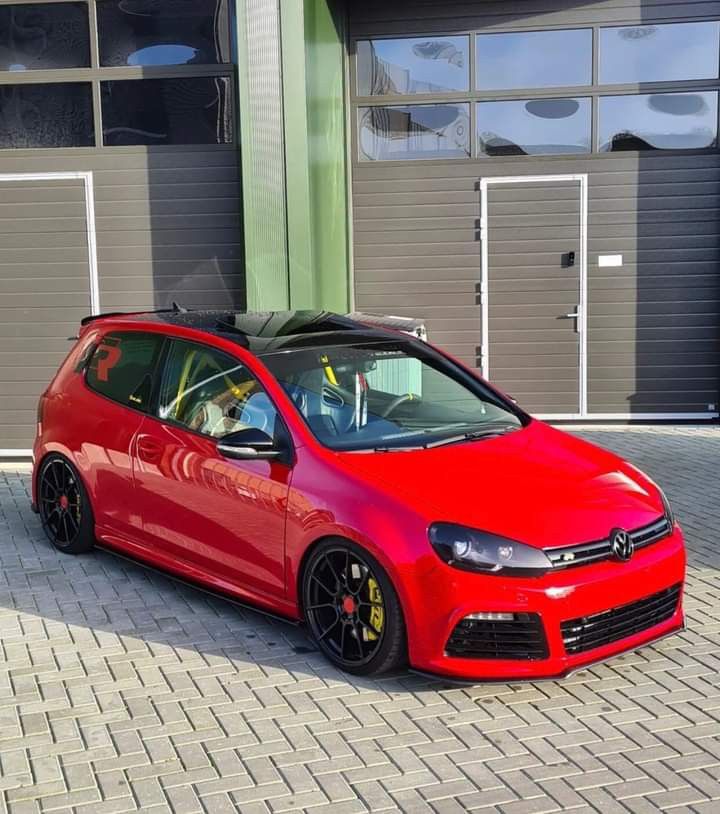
[359,104,470,161]
[477,29,592,90]
[97,0,231,67]
[598,92,718,152]
[101,77,232,146]
[159,341,278,439]
[599,22,720,84]
[0,83,94,148]
[477,98,591,157]
[357,36,469,95]
[0,2,90,71]
[87,332,165,411]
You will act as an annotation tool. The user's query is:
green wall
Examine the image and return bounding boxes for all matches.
[235,0,349,312]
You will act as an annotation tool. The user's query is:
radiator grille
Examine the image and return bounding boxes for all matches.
[545,516,671,570]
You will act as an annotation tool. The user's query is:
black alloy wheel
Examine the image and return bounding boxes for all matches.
[38,456,95,554]
[303,540,406,676]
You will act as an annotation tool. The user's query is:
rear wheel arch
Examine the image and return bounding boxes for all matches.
[35,449,90,500]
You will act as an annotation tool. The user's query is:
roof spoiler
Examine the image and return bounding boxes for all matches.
[347,312,427,341]
[80,301,188,327]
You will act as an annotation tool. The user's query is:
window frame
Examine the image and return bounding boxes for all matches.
[350,18,720,163]
[153,337,292,446]
[0,0,236,150]
[84,329,167,414]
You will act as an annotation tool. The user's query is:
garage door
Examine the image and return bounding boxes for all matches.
[349,0,720,420]
[0,174,95,454]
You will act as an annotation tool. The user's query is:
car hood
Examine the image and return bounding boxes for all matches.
[337,420,664,549]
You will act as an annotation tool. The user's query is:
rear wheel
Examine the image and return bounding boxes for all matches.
[38,455,95,555]
[302,539,406,676]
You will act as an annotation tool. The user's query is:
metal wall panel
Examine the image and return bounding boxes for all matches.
[349,0,720,417]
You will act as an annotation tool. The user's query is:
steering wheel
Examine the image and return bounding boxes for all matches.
[380,393,417,418]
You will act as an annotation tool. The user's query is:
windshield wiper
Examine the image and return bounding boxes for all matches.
[369,444,428,453]
[426,425,519,449]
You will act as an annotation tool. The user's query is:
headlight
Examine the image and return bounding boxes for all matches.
[429,523,552,576]
[659,487,675,527]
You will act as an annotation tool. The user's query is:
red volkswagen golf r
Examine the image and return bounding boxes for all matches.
[32,309,685,680]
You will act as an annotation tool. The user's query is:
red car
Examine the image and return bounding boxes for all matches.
[32,309,685,680]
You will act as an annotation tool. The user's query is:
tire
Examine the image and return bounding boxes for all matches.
[302,538,407,676]
[37,454,95,555]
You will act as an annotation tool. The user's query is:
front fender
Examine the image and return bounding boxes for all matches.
[283,454,436,637]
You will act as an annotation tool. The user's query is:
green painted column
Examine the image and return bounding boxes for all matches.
[236,0,349,312]
[303,0,350,312]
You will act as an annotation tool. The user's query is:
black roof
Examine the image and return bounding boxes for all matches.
[96,309,408,354]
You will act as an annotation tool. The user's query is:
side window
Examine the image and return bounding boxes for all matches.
[86,331,164,411]
[158,341,279,439]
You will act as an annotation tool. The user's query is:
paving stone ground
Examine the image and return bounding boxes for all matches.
[0,425,718,814]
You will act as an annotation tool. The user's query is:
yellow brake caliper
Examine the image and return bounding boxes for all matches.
[365,577,384,641]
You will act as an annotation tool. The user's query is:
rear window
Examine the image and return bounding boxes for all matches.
[86,331,164,411]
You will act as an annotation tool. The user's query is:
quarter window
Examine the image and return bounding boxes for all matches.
[478,98,591,156]
[357,36,469,96]
[159,341,279,440]
[86,332,165,410]
[599,22,720,85]
[598,92,719,152]
[476,29,592,90]
[359,104,470,161]
[0,2,90,71]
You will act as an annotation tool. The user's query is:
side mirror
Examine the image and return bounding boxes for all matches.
[217,427,283,461]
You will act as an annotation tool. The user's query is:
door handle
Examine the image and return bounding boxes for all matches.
[136,435,162,463]
[561,310,580,319]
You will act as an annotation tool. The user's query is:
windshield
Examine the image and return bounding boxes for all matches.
[261,340,526,451]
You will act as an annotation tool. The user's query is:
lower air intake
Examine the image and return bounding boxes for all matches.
[561,583,681,655]
[446,613,549,660]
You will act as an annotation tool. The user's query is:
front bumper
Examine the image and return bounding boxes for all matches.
[407,527,686,681]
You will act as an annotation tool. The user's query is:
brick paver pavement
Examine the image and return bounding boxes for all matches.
[0,425,718,813]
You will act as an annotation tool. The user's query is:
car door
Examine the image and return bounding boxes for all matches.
[132,338,290,601]
[82,330,166,541]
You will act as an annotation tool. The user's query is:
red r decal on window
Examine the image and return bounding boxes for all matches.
[96,344,122,382]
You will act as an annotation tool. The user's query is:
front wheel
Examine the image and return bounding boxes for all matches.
[302,540,407,676]
[37,455,95,555]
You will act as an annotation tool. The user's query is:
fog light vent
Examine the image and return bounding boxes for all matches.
[446,612,548,660]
